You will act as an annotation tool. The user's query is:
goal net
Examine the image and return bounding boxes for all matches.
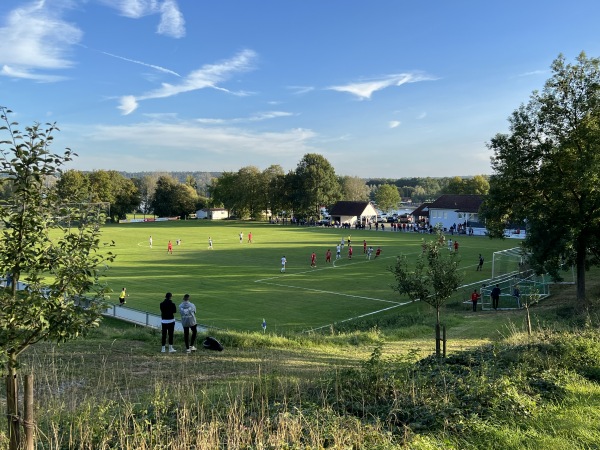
[492,247,529,279]
[479,247,550,310]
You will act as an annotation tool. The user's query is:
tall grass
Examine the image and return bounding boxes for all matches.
[3,300,599,449]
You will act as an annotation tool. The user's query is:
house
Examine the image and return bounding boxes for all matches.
[328,201,378,227]
[196,208,229,220]
[410,202,431,227]
[426,194,483,231]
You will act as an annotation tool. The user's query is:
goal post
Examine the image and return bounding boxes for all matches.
[492,247,529,280]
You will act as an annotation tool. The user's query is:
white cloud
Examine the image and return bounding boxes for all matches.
[118,95,139,115]
[1,65,68,82]
[103,0,156,18]
[196,111,294,124]
[102,0,186,38]
[0,1,82,80]
[158,0,185,38]
[328,72,436,100]
[100,51,181,77]
[287,85,315,95]
[79,121,317,162]
[118,49,258,115]
[417,112,427,119]
[515,69,548,78]
[389,121,401,129]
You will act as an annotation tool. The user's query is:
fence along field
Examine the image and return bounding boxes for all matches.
[100,220,520,332]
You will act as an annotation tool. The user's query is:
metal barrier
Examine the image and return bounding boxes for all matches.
[2,278,209,333]
[103,304,207,332]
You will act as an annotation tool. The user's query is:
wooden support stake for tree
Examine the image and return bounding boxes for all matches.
[442,325,447,358]
[24,374,34,450]
[435,323,441,357]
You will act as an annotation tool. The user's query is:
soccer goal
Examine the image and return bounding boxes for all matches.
[480,271,551,311]
[491,247,529,279]
[479,247,552,310]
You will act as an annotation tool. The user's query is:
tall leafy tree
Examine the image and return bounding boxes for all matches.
[87,170,139,222]
[261,164,285,219]
[293,153,341,218]
[151,176,197,218]
[443,175,490,195]
[209,172,238,213]
[465,175,490,195]
[374,183,401,212]
[237,166,263,219]
[0,108,114,450]
[481,52,600,304]
[340,175,370,201]
[55,169,90,202]
[132,174,158,215]
[443,176,466,195]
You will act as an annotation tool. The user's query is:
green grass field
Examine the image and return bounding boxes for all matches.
[102,220,520,332]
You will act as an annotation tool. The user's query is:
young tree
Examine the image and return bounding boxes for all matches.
[481,53,600,304]
[390,230,462,356]
[0,108,115,449]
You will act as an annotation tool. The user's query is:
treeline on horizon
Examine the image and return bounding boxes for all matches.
[116,171,489,204]
[0,154,489,222]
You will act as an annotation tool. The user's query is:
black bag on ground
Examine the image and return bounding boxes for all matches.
[203,336,224,351]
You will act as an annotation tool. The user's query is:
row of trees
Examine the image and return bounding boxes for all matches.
[43,166,491,223]
[53,171,207,221]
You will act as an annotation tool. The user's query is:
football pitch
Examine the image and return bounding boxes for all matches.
[101,220,519,332]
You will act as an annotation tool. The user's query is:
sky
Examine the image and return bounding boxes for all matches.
[1,1,599,178]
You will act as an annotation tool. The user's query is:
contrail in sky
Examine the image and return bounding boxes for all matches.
[101,51,181,77]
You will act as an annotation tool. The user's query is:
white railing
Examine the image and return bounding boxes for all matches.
[103,304,207,332]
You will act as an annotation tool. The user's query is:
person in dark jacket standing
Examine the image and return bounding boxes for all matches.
[491,284,501,310]
[160,292,177,353]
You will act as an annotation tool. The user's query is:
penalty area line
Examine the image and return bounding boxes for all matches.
[254,280,401,304]
[306,301,412,333]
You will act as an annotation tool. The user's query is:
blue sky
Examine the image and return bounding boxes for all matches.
[1,0,599,178]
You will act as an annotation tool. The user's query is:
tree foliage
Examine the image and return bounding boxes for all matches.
[293,153,341,218]
[374,184,401,212]
[390,229,462,327]
[56,169,140,221]
[132,174,158,215]
[340,175,370,201]
[443,175,489,195]
[151,175,198,218]
[0,108,115,449]
[481,52,600,303]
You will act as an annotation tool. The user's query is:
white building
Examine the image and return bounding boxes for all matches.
[196,208,229,220]
[426,195,484,231]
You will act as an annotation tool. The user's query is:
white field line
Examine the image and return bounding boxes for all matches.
[255,280,400,304]
[256,252,496,331]
[308,301,413,332]
[255,253,418,331]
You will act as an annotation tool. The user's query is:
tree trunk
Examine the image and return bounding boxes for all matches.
[525,305,532,336]
[6,356,20,450]
[576,236,587,305]
[435,323,441,357]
